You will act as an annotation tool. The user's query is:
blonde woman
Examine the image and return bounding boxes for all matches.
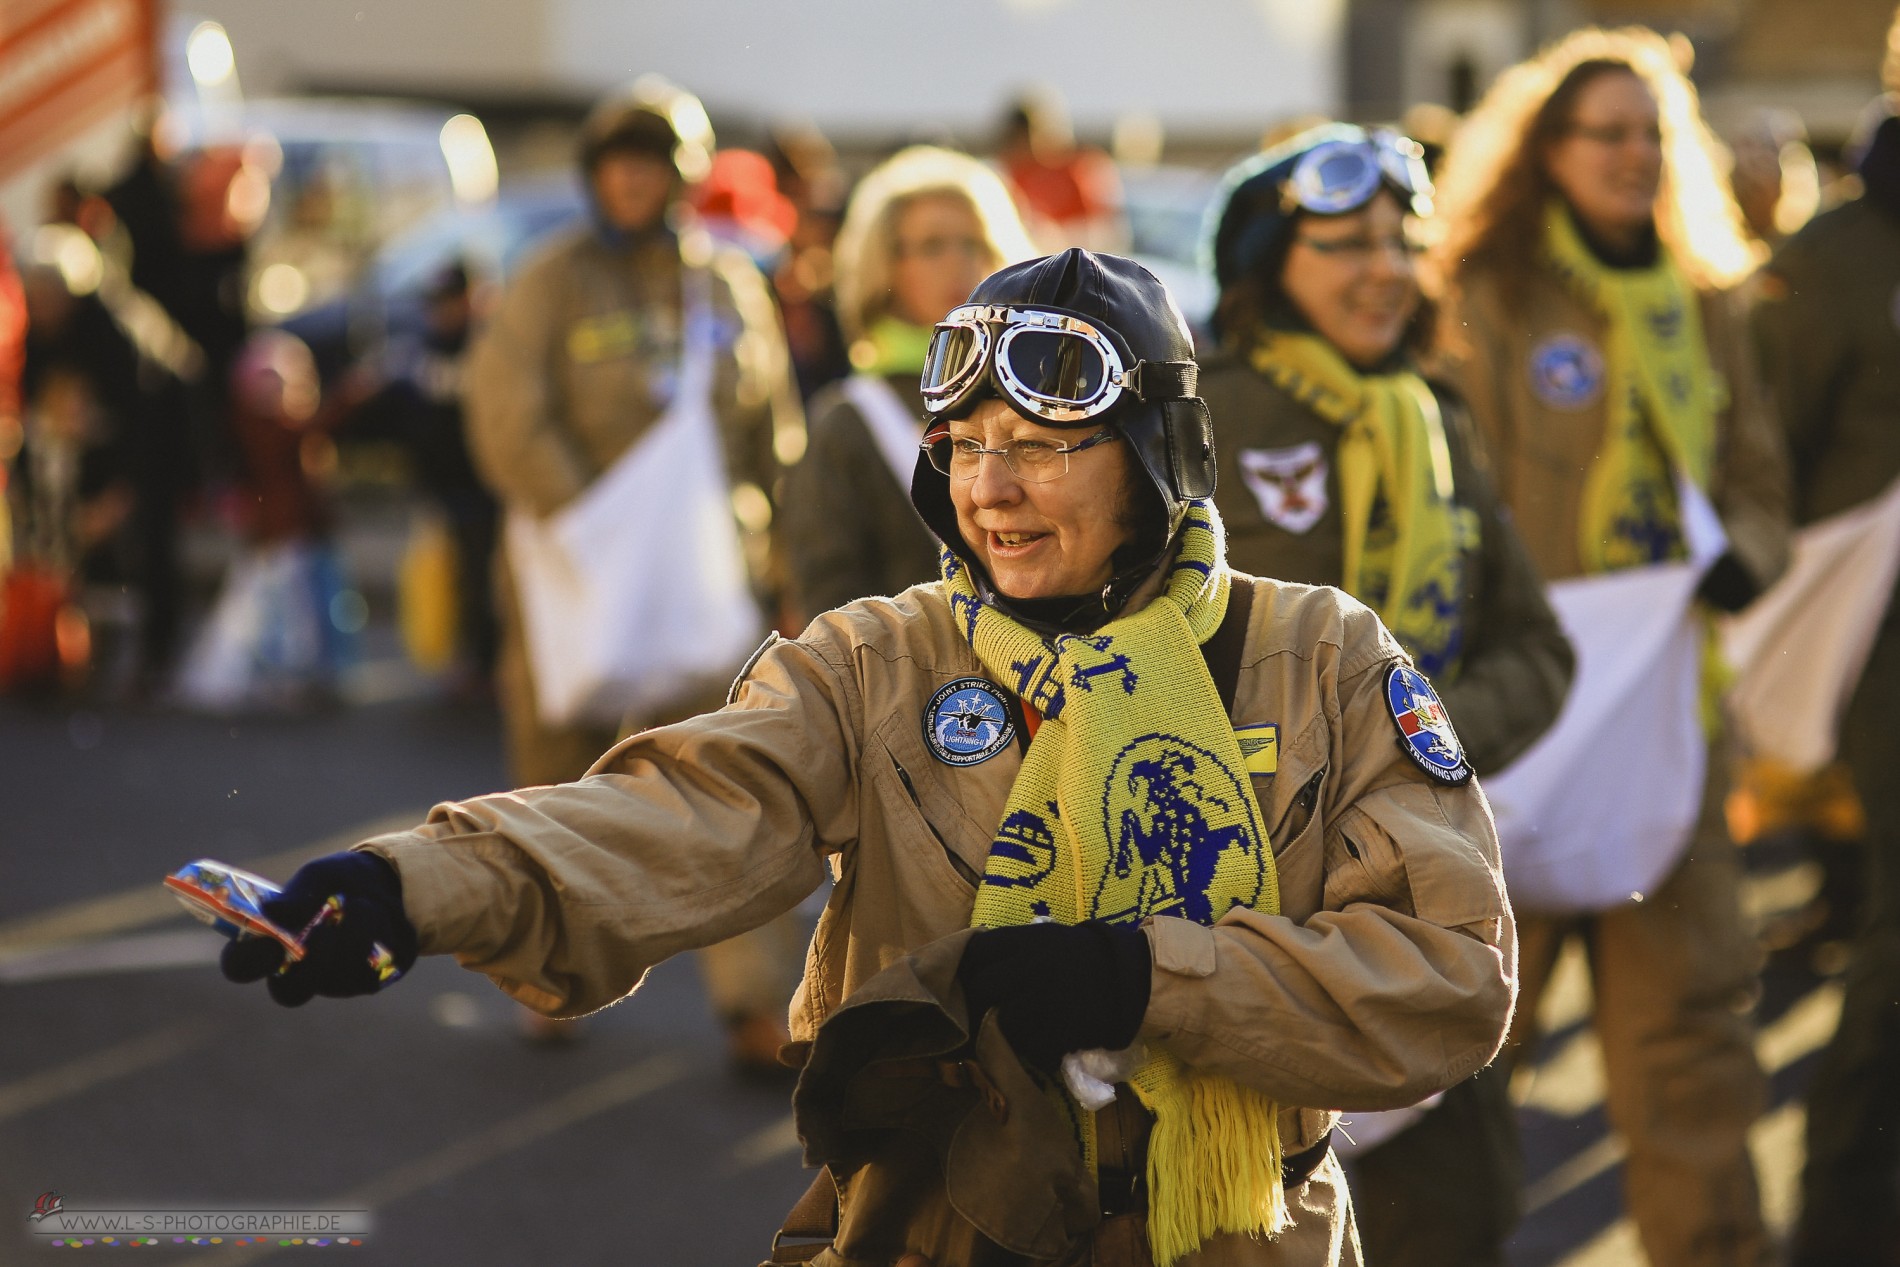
[780,146,1032,620]
[1430,28,1790,1266]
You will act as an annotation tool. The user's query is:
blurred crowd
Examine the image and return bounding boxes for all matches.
[6,10,1900,1263]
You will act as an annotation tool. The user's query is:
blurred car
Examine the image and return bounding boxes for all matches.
[174,96,500,329]
[283,175,586,380]
[1120,163,1223,332]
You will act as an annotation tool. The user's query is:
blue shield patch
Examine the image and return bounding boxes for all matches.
[1385,664,1472,785]
[924,678,1016,767]
[1529,333,1604,410]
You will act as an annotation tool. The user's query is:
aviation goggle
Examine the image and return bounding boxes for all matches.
[920,303,1197,425]
[1282,131,1434,218]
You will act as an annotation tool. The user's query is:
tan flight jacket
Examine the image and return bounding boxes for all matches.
[363,571,1513,1140]
[1438,265,1790,588]
[464,224,801,520]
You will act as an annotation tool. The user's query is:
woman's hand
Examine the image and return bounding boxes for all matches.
[955,921,1152,1071]
[220,853,418,1006]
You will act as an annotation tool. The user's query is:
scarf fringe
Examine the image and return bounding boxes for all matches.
[1136,1069,1288,1267]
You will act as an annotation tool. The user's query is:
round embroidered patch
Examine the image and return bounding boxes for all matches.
[1385,664,1472,785]
[924,678,1016,766]
[1528,333,1605,410]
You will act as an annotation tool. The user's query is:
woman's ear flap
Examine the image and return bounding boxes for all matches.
[1163,399,1218,500]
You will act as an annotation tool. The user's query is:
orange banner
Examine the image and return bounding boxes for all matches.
[0,0,157,183]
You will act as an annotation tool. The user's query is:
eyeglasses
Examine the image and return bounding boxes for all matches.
[922,428,1120,482]
[1283,131,1433,218]
[922,303,1197,424]
[895,235,989,262]
[1564,122,1664,148]
[1294,231,1426,261]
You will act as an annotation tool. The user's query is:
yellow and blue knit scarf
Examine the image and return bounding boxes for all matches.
[944,502,1287,1266]
[1248,331,1478,680]
[1542,203,1719,574]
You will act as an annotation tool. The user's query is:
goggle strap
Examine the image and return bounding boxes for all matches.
[1124,360,1198,401]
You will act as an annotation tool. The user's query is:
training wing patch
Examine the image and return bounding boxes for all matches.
[1233,722,1279,776]
[1384,663,1472,785]
[1238,442,1330,534]
[924,677,1016,767]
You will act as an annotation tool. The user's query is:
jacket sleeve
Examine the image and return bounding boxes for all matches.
[709,244,805,499]
[1139,612,1516,1111]
[1705,286,1792,591]
[1751,239,1847,512]
[357,632,857,1017]
[781,395,882,622]
[465,249,593,516]
[1435,395,1574,776]
[1430,276,1518,506]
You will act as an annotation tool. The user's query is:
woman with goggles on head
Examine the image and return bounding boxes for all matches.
[1429,28,1791,1267]
[780,146,1033,623]
[207,246,1514,1267]
[1199,122,1574,1267]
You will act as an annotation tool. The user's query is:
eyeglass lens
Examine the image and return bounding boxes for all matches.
[927,436,1074,482]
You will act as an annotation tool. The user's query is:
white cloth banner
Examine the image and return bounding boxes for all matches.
[1484,477,1726,913]
[1721,475,1900,774]
[842,373,925,493]
[504,286,764,728]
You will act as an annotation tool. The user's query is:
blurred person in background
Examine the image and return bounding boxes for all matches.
[1752,10,1900,1259]
[764,122,853,402]
[0,221,24,575]
[105,115,257,488]
[173,329,355,712]
[997,87,1128,254]
[340,262,499,691]
[1430,28,1790,1265]
[18,224,198,693]
[692,148,799,270]
[465,77,807,1066]
[1201,123,1574,1267]
[780,145,1033,622]
[1727,108,1820,251]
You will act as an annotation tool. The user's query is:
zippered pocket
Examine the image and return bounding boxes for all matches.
[892,754,982,887]
[1270,768,1325,851]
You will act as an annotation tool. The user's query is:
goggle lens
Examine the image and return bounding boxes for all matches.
[1287,132,1433,218]
[1000,328,1110,404]
[922,323,985,397]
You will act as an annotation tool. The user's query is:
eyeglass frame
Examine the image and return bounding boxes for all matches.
[921,426,1121,483]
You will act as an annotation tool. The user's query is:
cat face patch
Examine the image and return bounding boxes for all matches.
[925,678,1015,766]
[1239,442,1329,534]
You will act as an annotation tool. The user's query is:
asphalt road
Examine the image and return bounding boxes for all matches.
[0,672,1838,1265]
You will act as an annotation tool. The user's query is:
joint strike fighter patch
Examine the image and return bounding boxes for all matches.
[925,678,1016,767]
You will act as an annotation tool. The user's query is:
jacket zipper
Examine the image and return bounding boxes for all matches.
[1272,768,1326,849]
[892,756,982,887]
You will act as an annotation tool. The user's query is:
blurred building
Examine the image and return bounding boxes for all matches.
[1348,0,1893,142]
[178,0,1346,153]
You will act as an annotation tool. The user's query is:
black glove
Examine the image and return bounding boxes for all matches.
[220,852,418,1007]
[956,921,1152,1072]
[1695,551,1760,614]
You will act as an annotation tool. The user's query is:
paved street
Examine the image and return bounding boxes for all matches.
[0,667,1837,1265]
